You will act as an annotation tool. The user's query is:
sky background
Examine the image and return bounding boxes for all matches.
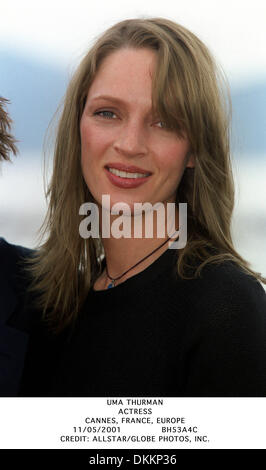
[1,0,266,85]
[0,0,265,282]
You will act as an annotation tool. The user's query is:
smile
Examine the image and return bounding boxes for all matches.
[107,167,150,179]
[104,166,152,189]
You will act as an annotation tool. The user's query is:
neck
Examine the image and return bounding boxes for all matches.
[97,204,179,287]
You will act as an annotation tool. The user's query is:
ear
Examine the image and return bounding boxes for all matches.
[186,151,195,169]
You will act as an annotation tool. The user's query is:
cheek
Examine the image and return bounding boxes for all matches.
[80,123,94,184]
[80,124,96,169]
[159,143,189,178]
[80,121,109,164]
[80,120,88,155]
[80,120,93,151]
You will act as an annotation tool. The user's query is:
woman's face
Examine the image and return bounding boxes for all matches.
[80,47,194,213]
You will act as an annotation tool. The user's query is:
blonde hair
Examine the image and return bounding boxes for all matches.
[23,17,266,333]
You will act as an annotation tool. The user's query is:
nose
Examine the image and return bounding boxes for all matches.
[113,118,148,158]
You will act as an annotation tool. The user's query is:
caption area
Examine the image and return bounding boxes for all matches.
[59,398,209,447]
[1,397,264,449]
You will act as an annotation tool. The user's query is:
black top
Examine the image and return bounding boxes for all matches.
[0,237,34,396]
[18,244,266,397]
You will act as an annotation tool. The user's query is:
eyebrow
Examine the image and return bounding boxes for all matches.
[89,94,156,114]
[90,94,126,105]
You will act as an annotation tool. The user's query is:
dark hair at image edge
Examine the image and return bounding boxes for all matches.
[20,17,266,333]
[0,97,18,162]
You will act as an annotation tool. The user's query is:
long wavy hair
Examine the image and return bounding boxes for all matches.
[22,17,266,333]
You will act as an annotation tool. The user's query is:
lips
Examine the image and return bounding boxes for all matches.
[104,163,152,189]
[105,162,152,175]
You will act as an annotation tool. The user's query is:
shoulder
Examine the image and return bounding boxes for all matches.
[182,258,266,338]
[0,237,35,282]
[196,259,265,310]
[0,237,35,324]
[178,260,266,396]
[177,255,265,303]
[0,238,36,396]
[0,236,34,265]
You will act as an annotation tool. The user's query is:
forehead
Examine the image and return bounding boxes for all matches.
[86,48,158,107]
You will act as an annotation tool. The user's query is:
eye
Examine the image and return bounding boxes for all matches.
[156,121,167,128]
[93,110,117,119]
[154,120,169,130]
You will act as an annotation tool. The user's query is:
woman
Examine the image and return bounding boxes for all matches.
[6,17,266,396]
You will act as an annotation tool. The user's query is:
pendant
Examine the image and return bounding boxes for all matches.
[107,280,115,288]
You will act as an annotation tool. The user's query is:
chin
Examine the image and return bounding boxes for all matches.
[110,201,133,216]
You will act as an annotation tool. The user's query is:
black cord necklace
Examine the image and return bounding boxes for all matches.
[105,231,179,288]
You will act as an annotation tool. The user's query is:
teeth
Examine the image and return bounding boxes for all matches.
[108,167,149,179]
